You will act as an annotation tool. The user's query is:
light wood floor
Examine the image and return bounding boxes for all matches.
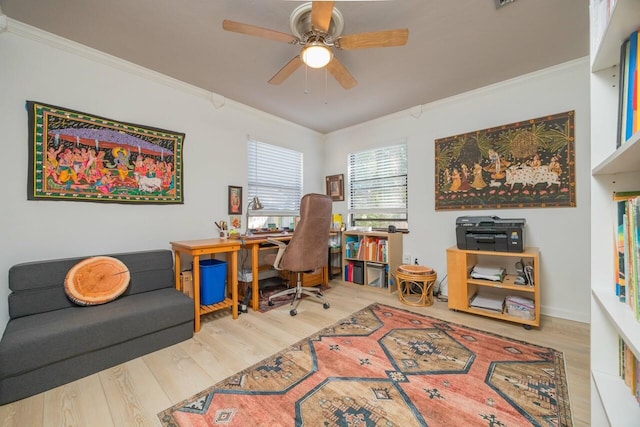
[0,281,590,426]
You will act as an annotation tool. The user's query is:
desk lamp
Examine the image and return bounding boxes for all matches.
[245,196,264,235]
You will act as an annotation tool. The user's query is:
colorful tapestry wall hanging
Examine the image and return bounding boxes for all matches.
[435,110,575,210]
[27,100,185,204]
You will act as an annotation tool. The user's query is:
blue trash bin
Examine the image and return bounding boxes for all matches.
[199,259,227,305]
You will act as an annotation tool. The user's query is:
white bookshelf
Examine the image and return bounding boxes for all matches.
[590,0,640,424]
[591,0,640,71]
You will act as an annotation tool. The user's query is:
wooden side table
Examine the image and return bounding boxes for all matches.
[170,238,241,332]
[396,265,438,307]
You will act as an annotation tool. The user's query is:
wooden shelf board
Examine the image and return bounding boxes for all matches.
[592,370,640,426]
[463,306,538,327]
[200,298,233,314]
[468,274,536,292]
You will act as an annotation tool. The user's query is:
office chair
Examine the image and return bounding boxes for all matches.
[265,193,332,316]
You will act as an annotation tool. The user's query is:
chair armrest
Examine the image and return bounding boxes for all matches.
[266,239,288,269]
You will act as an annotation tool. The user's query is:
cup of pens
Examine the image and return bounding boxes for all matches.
[216,221,228,239]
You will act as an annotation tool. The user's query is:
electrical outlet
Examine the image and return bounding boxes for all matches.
[402,253,411,264]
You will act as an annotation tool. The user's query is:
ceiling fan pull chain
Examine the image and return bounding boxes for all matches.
[325,67,328,104]
[304,64,309,94]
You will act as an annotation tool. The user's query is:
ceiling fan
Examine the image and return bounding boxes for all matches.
[222,1,409,90]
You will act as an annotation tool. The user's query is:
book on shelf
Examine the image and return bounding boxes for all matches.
[344,236,360,258]
[331,213,342,230]
[617,37,628,148]
[613,191,640,319]
[617,28,639,146]
[618,336,640,405]
[353,237,388,263]
[344,260,364,284]
[616,198,627,302]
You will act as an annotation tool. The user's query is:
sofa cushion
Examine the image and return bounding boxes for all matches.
[0,288,193,379]
[64,256,131,306]
[9,250,175,318]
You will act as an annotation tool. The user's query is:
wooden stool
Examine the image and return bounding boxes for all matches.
[396,265,437,307]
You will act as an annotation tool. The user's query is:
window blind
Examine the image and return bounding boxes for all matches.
[247,138,303,216]
[348,143,408,227]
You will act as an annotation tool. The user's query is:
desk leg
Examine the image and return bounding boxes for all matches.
[174,251,182,291]
[229,251,238,319]
[251,243,260,312]
[193,255,201,333]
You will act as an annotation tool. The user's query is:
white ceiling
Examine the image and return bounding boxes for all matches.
[0,0,590,134]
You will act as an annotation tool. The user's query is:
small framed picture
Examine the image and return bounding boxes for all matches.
[230,215,242,230]
[228,186,243,214]
[326,174,344,202]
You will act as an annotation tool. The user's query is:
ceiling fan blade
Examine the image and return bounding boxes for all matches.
[311,1,335,33]
[268,56,304,85]
[326,57,357,90]
[336,29,409,50]
[222,20,297,44]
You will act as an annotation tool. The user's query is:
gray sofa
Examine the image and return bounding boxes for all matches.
[0,249,194,405]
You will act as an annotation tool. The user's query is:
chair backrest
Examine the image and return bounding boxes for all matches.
[279,193,332,273]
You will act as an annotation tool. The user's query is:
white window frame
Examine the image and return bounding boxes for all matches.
[348,141,408,230]
[247,138,303,219]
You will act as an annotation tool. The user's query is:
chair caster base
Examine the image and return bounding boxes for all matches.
[323,302,330,309]
[290,309,297,316]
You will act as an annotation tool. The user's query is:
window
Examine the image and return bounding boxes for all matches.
[348,143,408,230]
[247,138,303,230]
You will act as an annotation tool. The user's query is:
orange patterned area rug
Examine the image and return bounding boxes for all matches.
[158,303,572,426]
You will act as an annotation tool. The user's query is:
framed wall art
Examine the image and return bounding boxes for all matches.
[228,185,243,214]
[435,110,576,210]
[326,174,344,201]
[26,100,185,204]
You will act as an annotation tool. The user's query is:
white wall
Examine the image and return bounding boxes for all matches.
[0,19,591,329]
[325,59,591,323]
[0,21,324,329]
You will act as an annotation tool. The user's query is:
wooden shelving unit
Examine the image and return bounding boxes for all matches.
[341,231,402,293]
[328,229,342,280]
[589,0,640,424]
[446,246,540,328]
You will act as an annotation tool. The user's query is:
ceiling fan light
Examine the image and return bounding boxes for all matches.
[301,44,332,68]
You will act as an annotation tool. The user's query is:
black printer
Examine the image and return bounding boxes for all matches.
[456,216,525,253]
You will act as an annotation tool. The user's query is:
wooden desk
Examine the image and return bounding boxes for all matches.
[240,233,328,312]
[170,238,241,332]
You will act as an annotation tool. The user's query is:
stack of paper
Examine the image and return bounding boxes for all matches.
[505,296,534,309]
[505,296,535,320]
[469,292,504,312]
[470,265,505,281]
